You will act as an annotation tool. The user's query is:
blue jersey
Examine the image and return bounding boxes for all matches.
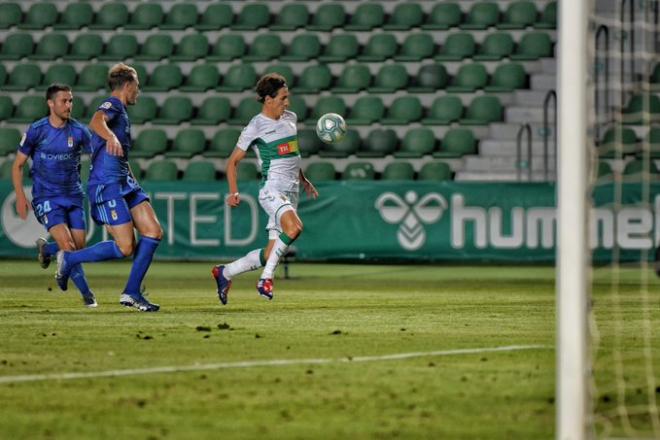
[89,96,133,185]
[18,117,91,199]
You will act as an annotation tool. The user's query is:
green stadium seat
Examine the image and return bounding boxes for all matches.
[0,65,5,87]
[536,1,557,29]
[395,33,435,61]
[0,3,22,30]
[166,129,206,158]
[128,160,143,180]
[357,129,397,158]
[461,2,500,30]
[423,3,463,30]
[647,127,660,157]
[161,4,198,30]
[651,63,660,92]
[0,160,31,181]
[191,97,231,126]
[135,34,174,61]
[8,96,48,123]
[511,32,553,60]
[228,98,262,125]
[217,64,257,92]
[288,96,308,122]
[127,96,157,124]
[382,161,415,180]
[237,162,259,181]
[195,4,233,31]
[596,161,613,181]
[90,3,129,30]
[0,128,21,155]
[383,97,423,125]
[368,64,408,93]
[143,64,183,92]
[207,129,240,158]
[100,35,139,61]
[245,34,283,61]
[305,162,336,181]
[64,34,103,61]
[0,96,13,121]
[85,95,107,118]
[30,34,68,60]
[55,3,94,30]
[131,129,169,158]
[281,34,321,61]
[209,34,246,61]
[271,3,309,30]
[422,96,464,125]
[358,33,397,62]
[474,32,515,61]
[171,34,209,61]
[409,64,449,92]
[395,128,437,158]
[621,94,660,124]
[598,126,638,157]
[622,159,660,181]
[263,64,295,87]
[145,160,178,181]
[0,33,34,60]
[181,64,220,92]
[308,4,346,31]
[310,97,346,124]
[76,64,109,92]
[183,162,217,182]
[296,64,332,94]
[461,96,503,125]
[232,3,270,30]
[498,1,538,29]
[485,62,527,92]
[346,96,385,126]
[333,64,372,93]
[18,3,58,30]
[419,162,452,181]
[343,162,375,180]
[447,63,488,93]
[319,129,360,158]
[4,64,42,91]
[384,3,424,30]
[152,96,193,125]
[132,64,148,85]
[346,3,384,31]
[70,96,85,121]
[435,128,477,157]
[436,32,476,61]
[125,4,163,30]
[298,129,323,157]
[319,34,359,62]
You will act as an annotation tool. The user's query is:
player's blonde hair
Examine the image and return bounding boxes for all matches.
[107,63,138,91]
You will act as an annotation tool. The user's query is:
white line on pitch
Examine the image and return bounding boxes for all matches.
[0,344,546,385]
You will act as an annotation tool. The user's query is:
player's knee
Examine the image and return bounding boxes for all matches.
[60,241,77,252]
[144,226,164,240]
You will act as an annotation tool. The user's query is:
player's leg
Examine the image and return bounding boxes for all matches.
[67,226,97,308]
[35,237,59,269]
[212,247,266,305]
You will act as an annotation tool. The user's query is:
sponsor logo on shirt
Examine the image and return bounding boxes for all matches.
[277,140,299,155]
[100,101,113,110]
[40,152,74,161]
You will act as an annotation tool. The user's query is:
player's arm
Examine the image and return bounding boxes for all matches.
[225,147,247,207]
[299,169,319,199]
[89,110,123,157]
[12,152,31,220]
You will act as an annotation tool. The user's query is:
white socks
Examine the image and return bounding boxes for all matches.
[224,248,264,280]
[260,233,295,279]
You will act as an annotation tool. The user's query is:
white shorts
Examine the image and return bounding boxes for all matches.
[258,185,299,239]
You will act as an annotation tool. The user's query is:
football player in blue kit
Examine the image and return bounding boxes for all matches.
[11,83,97,307]
[55,64,163,312]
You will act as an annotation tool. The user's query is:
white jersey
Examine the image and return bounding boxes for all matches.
[236,110,301,191]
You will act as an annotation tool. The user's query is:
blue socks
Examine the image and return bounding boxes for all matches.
[66,240,124,266]
[123,237,160,296]
[44,242,59,258]
[70,264,92,296]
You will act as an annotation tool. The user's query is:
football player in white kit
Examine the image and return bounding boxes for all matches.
[212,73,318,304]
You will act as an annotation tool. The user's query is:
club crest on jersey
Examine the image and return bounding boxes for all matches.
[67,136,74,148]
[111,210,118,221]
[43,215,48,225]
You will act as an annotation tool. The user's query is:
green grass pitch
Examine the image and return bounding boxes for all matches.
[0,259,658,439]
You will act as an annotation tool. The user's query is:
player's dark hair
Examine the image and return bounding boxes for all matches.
[107,63,138,91]
[45,83,72,101]
[256,73,287,103]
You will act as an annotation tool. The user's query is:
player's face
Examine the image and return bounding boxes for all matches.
[266,87,289,119]
[48,90,73,121]
[125,74,140,106]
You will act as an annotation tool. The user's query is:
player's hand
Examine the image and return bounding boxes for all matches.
[226,192,241,207]
[106,135,123,157]
[15,195,31,220]
[302,179,319,199]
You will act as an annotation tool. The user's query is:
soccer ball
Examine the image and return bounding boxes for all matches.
[316,113,347,144]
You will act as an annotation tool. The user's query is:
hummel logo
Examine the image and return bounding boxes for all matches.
[265,130,276,135]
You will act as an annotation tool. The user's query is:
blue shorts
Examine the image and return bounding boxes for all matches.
[32,196,86,231]
[88,179,150,226]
